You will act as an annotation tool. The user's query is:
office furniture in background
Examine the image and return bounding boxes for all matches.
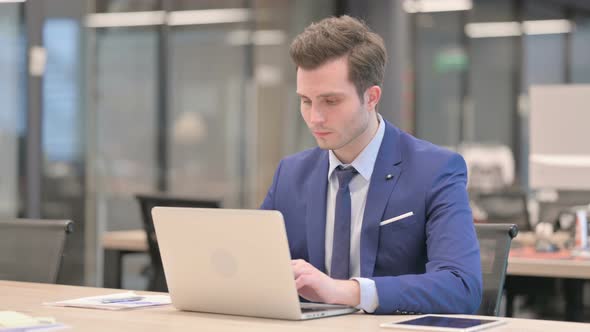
[102,230,148,289]
[473,191,531,231]
[460,143,515,194]
[519,83,590,325]
[507,246,590,321]
[475,223,518,316]
[529,85,590,190]
[0,219,73,283]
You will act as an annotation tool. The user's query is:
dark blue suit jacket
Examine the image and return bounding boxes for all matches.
[261,121,482,314]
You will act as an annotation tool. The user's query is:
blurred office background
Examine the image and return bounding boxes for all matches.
[1,0,590,319]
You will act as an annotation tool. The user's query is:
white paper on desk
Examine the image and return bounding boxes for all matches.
[0,324,68,332]
[0,311,68,332]
[44,292,171,311]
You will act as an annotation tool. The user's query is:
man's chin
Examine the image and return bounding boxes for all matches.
[315,140,337,150]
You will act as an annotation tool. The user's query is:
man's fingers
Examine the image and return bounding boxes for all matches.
[291,259,308,267]
[292,262,304,275]
[295,274,311,290]
[291,260,313,275]
[293,266,313,279]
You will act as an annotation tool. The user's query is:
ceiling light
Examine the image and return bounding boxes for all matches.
[523,19,573,35]
[167,8,250,26]
[85,11,165,28]
[465,21,521,38]
[403,0,472,13]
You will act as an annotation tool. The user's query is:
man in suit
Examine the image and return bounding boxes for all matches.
[261,15,482,315]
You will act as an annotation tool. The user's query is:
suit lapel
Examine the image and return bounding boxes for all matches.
[306,151,329,273]
[360,122,403,277]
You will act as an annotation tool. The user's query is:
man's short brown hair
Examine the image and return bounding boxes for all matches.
[289,15,387,100]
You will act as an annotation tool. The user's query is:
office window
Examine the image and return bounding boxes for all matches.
[167,23,248,208]
[466,0,516,147]
[571,13,590,83]
[252,0,335,204]
[41,18,86,284]
[523,0,566,87]
[414,11,464,147]
[92,27,159,231]
[0,3,25,218]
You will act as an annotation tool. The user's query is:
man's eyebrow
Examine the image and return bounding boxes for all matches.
[296,92,346,98]
[318,92,346,98]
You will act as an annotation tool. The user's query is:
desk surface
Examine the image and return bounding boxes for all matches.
[507,247,590,279]
[102,230,147,252]
[2,280,589,331]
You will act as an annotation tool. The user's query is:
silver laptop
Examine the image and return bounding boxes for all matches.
[152,207,358,320]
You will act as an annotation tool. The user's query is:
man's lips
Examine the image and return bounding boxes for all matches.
[313,131,331,137]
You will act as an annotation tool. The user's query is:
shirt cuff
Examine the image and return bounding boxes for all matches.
[351,277,379,313]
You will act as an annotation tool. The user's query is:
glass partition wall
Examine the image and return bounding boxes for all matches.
[0,1,25,219]
[84,0,334,286]
[0,0,335,287]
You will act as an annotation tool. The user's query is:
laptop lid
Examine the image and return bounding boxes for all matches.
[152,207,304,320]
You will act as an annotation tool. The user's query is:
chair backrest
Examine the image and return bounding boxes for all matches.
[135,194,220,291]
[475,223,518,316]
[0,219,73,283]
[472,190,531,231]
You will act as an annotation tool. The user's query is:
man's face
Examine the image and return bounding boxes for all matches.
[296,56,371,154]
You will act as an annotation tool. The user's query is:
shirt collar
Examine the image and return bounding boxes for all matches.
[328,113,386,182]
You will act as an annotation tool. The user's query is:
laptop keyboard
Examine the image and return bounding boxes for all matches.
[300,303,350,313]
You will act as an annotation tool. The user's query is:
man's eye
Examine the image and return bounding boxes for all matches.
[302,99,311,105]
[326,99,338,105]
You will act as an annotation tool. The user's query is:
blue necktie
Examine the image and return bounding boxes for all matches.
[331,166,358,280]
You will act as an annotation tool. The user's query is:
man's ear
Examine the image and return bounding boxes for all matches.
[364,85,382,110]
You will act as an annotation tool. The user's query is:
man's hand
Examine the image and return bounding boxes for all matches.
[291,259,360,307]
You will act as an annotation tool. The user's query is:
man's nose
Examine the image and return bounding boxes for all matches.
[309,107,325,125]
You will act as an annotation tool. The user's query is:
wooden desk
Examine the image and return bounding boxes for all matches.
[102,230,148,252]
[507,248,590,279]
[2,280,589,331]
[505,246,590,321]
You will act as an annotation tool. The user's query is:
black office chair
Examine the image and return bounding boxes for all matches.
[0,219,73,283]
[135,194,220,291]
[475,223,518,316]
[472,190,531,232]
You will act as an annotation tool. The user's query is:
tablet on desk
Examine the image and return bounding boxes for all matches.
[380,315,506,332]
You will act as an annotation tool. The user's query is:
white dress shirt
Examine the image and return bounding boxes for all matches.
[325,114,385,312]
